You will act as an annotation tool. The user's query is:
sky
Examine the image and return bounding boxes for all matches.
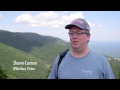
[0,11,120,42]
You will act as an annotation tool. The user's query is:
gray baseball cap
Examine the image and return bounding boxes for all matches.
[65,18,90,31]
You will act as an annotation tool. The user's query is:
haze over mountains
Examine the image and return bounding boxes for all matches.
[89,41,120,58]
[0,29,120,79]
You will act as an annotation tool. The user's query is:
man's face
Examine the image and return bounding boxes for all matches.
[69,26,90,50]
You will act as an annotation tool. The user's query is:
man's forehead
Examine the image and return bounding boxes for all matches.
[69,28,85,32]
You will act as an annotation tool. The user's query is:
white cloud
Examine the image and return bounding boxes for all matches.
[87,21,96,27]
[36,11,59,20]
[15,14,33,23]
[15,11,96,28]
[60,12,84,21]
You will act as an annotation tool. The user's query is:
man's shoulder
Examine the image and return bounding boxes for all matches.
[90,50,107,59]
[55,49,69,62]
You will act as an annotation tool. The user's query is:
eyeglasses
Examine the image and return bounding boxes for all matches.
[68,32,87,37]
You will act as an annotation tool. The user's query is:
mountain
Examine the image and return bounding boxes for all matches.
[0,30,62,52]
[0,30,70,79]
[0,30,70,65]
[0,42,50,79]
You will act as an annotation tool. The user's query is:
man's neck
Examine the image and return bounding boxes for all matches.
[70,47,89,58]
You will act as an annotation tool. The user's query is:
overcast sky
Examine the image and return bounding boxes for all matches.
[0,11,120,42]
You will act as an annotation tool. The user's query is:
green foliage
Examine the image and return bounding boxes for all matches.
[0,30,70,79]
[0,66,8,79]
[108,58,120,79]
[0,43,50,79]
[29,42,70,65]
[45,65,52,79]
[0,30,59,52]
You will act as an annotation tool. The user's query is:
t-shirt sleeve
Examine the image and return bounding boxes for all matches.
[102,56,115,79]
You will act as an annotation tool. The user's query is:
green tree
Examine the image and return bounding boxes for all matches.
[119,72,120,79]
[0,66,8,79]
[45,65,52,79]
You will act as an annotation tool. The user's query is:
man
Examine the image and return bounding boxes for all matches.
[48,18,115,79]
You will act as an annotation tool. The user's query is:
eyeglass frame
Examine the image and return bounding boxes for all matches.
[68,31,89,37]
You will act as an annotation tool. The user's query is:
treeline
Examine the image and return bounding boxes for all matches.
[108,58,120,79]
[0,66,8,79]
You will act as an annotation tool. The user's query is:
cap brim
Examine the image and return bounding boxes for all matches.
[65,24,83,29]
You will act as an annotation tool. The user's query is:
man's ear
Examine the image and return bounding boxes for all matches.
[87,34,90,43]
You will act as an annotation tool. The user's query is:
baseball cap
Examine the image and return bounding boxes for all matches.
[65,18,90,31]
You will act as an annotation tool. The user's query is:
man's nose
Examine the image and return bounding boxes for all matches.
[73,33,77,38]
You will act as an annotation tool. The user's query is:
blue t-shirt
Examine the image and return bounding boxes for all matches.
[48,50,115,79]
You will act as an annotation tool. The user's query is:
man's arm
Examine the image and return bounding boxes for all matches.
[104,57,115,79]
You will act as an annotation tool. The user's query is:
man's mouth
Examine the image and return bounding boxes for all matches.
[73,41,78,44]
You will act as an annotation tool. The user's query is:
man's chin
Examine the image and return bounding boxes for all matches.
[72,46,79,49]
